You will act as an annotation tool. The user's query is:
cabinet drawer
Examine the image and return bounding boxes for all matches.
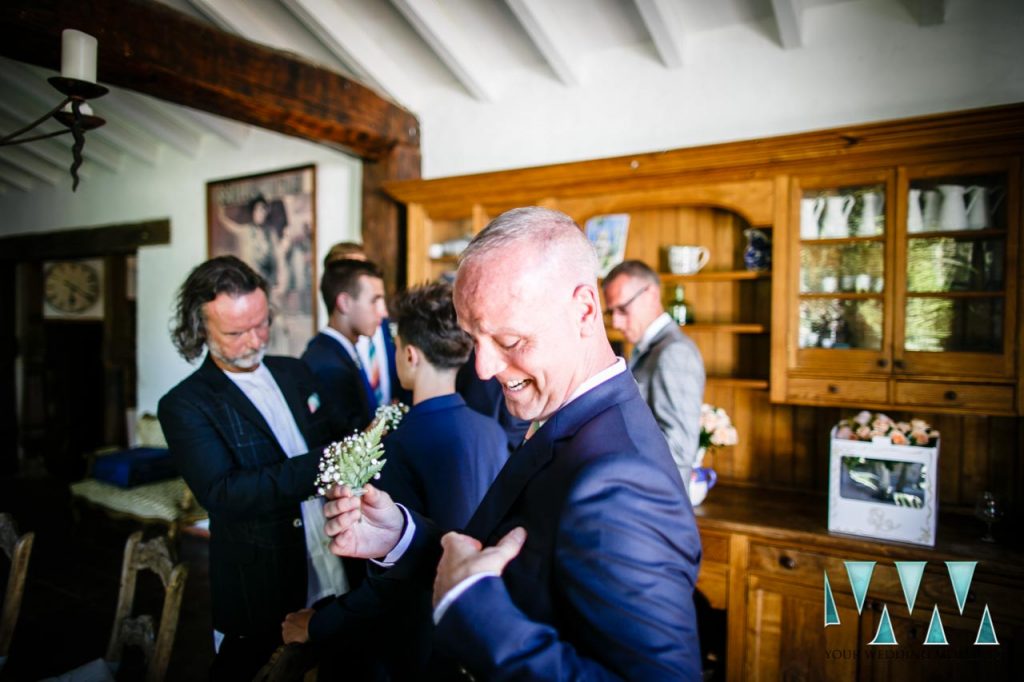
[786,376,888,404]
[893,381,1015,414]
[700,530,730,565]
[748,542,841,587]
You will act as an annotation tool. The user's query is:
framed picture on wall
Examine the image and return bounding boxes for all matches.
[207,165,317,357]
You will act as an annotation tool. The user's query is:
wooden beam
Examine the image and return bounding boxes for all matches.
[390,0,497,101]
[0,219,170,261]
[770,0,803,50]
[362,143,421,295]
[634,0,686,68]
[506,0,580,85]
[901,0,946,26]
[0,0,419,161]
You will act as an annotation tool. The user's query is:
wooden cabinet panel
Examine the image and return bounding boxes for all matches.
[744,575,860,682]
[786,376,889,405]
[893,381,1015,415]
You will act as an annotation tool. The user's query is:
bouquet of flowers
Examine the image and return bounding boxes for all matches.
[315,403,408,496]
[699,403,738,458]
[834,410,938,447]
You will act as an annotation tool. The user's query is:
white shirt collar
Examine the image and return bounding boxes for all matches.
[320,326,360,364]
[635,313,673,354]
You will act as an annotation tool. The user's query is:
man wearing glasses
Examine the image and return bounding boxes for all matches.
[603,259,706,490]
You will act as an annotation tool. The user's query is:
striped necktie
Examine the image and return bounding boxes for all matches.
[367,340,384,407]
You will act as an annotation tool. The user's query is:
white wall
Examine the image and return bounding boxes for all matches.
[416,0,1024,178]
[1,126,361,414]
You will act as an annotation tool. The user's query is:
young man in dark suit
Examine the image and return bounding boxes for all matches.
[282,281,508,677]
[322,207,703,680]
[157,256,349,681]
[301,259,388,434]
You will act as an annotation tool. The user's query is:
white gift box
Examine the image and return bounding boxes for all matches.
[828,427,939,547]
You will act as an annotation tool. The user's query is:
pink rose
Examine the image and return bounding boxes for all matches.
[891,431,908,445]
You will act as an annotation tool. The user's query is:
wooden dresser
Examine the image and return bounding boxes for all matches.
[696,485,1023,681]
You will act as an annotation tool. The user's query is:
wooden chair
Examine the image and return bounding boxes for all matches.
[105,531,188,682]
[252,643,319,682]
[0,513,35,671]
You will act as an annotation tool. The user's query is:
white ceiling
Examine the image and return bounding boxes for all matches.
[0,0,951,194]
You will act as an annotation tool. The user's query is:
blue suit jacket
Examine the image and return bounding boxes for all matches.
[456,350,531,452]
[397,369,703,680]
[307,393,508,674]
[157,355,346,638]
[301,331,374,434]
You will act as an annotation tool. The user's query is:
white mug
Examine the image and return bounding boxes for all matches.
[821,276,838,293]
[668,245,710,274]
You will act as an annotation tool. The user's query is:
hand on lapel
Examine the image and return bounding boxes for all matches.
[433,527,527,607]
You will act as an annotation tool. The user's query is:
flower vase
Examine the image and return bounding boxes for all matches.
[689,447,717,507]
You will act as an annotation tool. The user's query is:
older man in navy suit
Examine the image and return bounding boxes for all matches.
[158,256,349,681]
[322,207,703,680]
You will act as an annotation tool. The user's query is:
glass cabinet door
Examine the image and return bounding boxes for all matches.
[895,160,1017,377]
[791,172,893,374]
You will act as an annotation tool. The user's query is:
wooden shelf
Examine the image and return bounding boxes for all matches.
[801,235,885,245]
[798,292,883,300]
[660,270,770,283]
[706,376,769,390]
[906,290,1007,299]
[682,323,767,334]
[906,227,1006,239]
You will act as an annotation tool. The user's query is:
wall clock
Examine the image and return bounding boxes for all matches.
[43,258,105,320]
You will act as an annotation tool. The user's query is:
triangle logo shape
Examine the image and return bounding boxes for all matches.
[869,604,898,645]
[845,561,876,615]
[895,561,926,614]
[975,605,1000,645]
[946,561,976,615]
[924,604,948,645]
[824,571,841,627]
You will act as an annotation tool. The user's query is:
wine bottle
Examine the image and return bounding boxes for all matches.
[670,284,689,325]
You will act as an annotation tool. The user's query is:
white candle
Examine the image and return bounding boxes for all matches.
[61,29,98,83]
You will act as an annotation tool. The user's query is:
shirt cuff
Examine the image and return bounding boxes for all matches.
[371,503,415,567]
[432,572,500,625]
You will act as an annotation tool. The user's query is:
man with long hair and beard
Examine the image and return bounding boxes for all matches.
[159,256,349,680]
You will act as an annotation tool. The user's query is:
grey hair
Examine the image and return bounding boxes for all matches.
[458,207,598,284]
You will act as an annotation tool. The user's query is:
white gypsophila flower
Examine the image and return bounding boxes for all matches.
[314,402,409,495]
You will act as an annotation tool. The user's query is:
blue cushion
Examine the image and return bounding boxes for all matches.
[92,447,177,488]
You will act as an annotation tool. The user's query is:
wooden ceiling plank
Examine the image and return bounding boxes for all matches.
[0,0,419,160]
[0,162,36,191]
[506,0,580,85]
[389,0,496,101]
[0,146,63,185]
[102,91,203,157]
[770,0,803,49]
[173,106,251,147]
[901,0,947,26]
[283,0,419,108]
[634,0,685,68]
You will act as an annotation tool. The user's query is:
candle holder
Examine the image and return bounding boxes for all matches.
[0,32,108,191]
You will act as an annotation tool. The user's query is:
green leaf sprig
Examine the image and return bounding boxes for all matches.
[316,403,408,496]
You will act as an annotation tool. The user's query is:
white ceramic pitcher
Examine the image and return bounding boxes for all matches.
[966,185,1004,229]
[800,197,825,239]
[859,191,884,234]
[922,190,941,231]
[938,184,969,230]
[821,195,855,238]
[907,188,924,232]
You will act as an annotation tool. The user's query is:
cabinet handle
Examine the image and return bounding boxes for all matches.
[893,359,905,370]
[944,390,958,401]
[876,359,888,368]
[827,384,839,394]
[778,555,797,570]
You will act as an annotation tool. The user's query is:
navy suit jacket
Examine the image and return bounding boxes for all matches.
[302,331,374,434]
[307,393,508,675]
[456,350,531,452]
[157,355,345,638]
[395,369,703,680]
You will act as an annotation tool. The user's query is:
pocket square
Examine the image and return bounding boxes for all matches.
[307,392,321,414]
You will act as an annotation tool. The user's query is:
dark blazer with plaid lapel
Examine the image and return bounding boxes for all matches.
[394,369,703,680]
[158,354,345,638]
